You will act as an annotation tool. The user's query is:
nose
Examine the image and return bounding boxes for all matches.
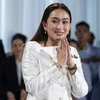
[16,46,22,51]
[56,22,63,29]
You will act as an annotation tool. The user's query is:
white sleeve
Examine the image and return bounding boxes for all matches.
[22,42,63,99]
[67,48,88,98]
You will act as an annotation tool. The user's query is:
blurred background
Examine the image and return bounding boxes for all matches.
[0,0,100,53]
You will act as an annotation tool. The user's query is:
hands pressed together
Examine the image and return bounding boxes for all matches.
[57,38,77,75]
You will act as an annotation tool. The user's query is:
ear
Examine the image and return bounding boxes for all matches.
[42,21,47,31]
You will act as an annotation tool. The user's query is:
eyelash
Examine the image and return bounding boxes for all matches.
[52,20,58,23]
[52,20,68,24]
[63,21,68,24]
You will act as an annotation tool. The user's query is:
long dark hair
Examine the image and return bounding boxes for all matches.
[31,3,72,42]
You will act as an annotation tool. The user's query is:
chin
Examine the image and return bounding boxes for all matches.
[56,38,61,42]
[57,37,63,40]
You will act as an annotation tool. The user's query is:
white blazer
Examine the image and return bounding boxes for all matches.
[22,41,88,100]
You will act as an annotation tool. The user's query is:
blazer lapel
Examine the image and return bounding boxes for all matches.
[11,56,20,86]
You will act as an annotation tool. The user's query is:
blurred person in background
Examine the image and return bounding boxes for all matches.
[88,32,95,45]
[75,21,100,100]
[0,33,27,100]
[0,39,5,61]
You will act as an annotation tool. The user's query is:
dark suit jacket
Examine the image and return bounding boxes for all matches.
[0,40,5,61]
[0,55,25,100]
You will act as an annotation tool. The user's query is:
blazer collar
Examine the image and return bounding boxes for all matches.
[32,41,58,62]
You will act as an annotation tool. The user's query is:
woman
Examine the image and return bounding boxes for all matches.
[0,34,27,100]
[22,3,88,100]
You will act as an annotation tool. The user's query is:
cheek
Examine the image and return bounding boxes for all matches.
[47,26,55,35]
[47,22,56,29]
[67,25,71,31]
[64,25,70,32]
[65,27,70,35]
[12,47,16,52]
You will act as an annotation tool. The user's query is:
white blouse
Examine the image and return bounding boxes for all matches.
[16,60,22,85]
[22,41,88,100]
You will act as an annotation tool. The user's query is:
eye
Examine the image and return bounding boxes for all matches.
[13,44,17,47]
[19,44,22,46]
[63,21,68,24]
[52,20,58,24]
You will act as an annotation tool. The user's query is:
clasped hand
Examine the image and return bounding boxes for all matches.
[57,38,74,68]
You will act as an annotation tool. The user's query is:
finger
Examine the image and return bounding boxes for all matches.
[60,39,63,50]
[65,38,68,45]
[65,38,70,49]
[62,38,67,50]
[65,38,72,57]
[67,46,72,58]
[60,38,67,50]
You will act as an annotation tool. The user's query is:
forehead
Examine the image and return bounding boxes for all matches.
[48,9,70,19]
[12,38,24,44]
[77,25,89,31]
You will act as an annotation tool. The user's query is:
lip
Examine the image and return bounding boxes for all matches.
[56,34,63,36]
[56,32,64,36]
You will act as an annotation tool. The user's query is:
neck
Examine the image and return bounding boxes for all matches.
[15,55,22,61]
[78,42,87,50]
[79,44,86,47]
[46,41,60,46]
[79,41,87,47]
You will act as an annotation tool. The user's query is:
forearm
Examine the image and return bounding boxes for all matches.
[68,68,88,98]
[23,64,63,98]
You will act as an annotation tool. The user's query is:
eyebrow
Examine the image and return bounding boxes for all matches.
[51,17,70,20]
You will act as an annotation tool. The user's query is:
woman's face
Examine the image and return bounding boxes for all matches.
[12,39,24,57]
[43,9,71,42]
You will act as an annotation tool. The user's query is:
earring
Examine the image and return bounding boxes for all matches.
[45,30,46,34]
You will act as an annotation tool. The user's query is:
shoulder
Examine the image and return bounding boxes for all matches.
[25,41,41,50]
[25,41,38,47]
[5,55,15,62]
[70,46,78,53]
[0,55,15,66]
[23,41,43,54]
[0,40,3,45]
[70,46,80,58]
